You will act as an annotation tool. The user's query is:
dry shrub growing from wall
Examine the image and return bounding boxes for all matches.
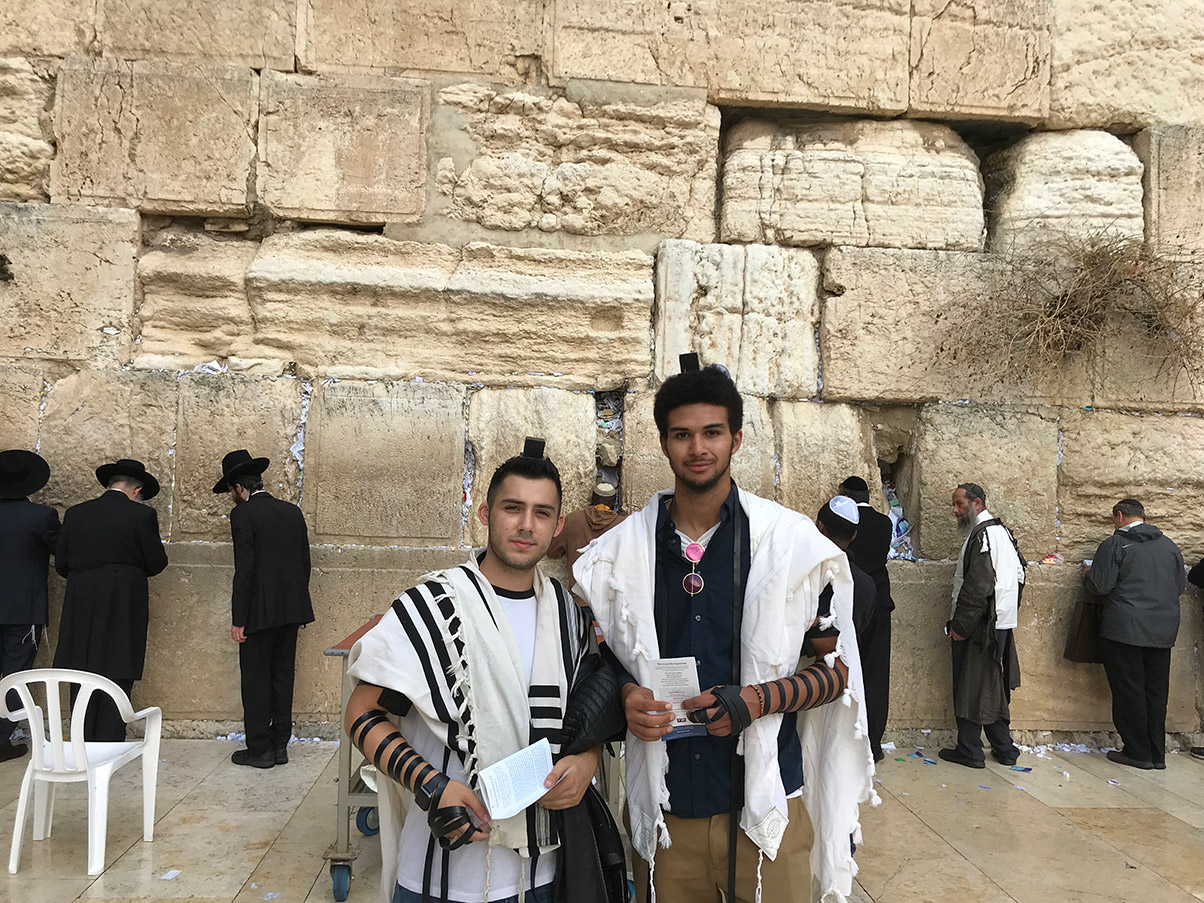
[978,234,1204,388]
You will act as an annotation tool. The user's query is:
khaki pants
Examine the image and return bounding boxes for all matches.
[632,796,814,903]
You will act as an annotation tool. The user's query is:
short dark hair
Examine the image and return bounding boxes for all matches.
[839,475,870,504]
[233,475,263,494]
[486,454,562,509]
[653,367,743,438]
[1113,498,1145,518]
[817,503,858,544]
[957,482,987,505]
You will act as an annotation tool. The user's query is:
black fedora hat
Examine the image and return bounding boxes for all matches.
[95,458,161,501]
[213,449,270,494]
[0,449,50,499]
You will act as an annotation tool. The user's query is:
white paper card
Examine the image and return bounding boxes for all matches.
[648,657,707,739]
[477,737,554,820]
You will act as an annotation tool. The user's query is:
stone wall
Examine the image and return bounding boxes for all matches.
[2,1,1204,743]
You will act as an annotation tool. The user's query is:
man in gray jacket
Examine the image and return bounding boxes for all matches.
[1082,498,1184,770]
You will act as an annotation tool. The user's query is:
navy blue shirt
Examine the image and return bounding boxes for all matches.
[654,484,805,819]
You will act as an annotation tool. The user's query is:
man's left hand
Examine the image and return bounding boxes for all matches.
[683,687,761,737]
[231,625,246,643]
[538,747,602,810]
[949,629,966,642]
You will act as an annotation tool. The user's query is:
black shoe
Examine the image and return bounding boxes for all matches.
[938,747,985,769]
[1190,747,1204,761]
[991,748,1019,766]
[1152,761,1166,770]
[231,748,276,769]
[0,742,27,762]
[1106,750,1154,770]
[275,745,288,765]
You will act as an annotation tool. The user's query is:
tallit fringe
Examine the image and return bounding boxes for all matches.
[755,850,765,903]
[439,587,484,783]
[484,843,493,902]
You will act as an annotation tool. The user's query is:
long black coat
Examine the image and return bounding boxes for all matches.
[0,498,61,625]
[848,504,894,612]
[230,492,314,634]
[53,491,168,680]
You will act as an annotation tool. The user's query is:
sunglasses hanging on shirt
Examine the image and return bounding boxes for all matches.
[683,541,705,595]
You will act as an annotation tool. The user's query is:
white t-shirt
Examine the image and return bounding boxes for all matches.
[396,585,553,901]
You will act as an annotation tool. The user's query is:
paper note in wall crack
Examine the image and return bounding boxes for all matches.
[648,656,707,739]
[477,738,554,820]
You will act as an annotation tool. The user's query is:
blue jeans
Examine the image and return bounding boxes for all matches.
[393,882,554,903]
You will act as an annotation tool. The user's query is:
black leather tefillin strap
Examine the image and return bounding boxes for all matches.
[422,772,475,851]
[688,683,754,733]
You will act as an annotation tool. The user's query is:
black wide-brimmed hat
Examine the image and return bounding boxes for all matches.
[95,458,160,501]
[0,449,50,499]
[213,449,270,494]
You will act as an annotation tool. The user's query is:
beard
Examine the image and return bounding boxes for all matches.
[671,454,732,495]
[956,511,976,534]
[486,531,542,572]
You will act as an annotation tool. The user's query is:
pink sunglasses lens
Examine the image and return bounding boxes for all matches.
[683,573,704,595]
[684,542,704,564]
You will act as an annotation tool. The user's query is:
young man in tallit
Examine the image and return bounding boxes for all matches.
[573,358,875,903]
[345,441,599,903]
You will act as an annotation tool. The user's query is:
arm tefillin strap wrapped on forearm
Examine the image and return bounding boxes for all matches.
[348,700,475,849]
[688,683,755,734]
[757,660,847,715]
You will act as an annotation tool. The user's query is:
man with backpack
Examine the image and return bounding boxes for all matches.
[940,483,1025,769]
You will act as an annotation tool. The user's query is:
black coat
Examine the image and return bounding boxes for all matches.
[848,504,894,612]
[53,491,169,680]
[1084,523,1184,648]
[0,498,61,625]
[230,492,314,634]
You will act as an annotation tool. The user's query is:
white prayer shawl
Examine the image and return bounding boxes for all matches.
[572,488,877,903]
[348,555,589,903]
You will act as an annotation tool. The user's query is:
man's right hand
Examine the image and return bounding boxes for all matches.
[622,683,675,741]
[424,777,490,844]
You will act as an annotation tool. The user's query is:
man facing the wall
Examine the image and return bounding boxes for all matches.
[55,459,169,741]
[214,450,314,769]
[1083,499,1183,770]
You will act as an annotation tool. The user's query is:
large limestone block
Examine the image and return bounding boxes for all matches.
[0,202,139,367]
[0,1,96,57]
[0,364,44,451]
[303,0,542,80]
[620,392,776,511]
[140,543,242,720]
[0,59,54,202]
[1093,294,1204,413]
[134,235,259,370]
[984,131,1144,254]
[304,381,466,544]
[258,72,429,225]
[434,82,718,242]
[820,247,1093,405]
[773,402,878,522]
[244,232,653,387]
[1058,409,1204,561]
[173,374,303,540]
[38,368,179,536]
[53,58,258,216]
[909,0,1050,122]
[466,388,595,546]
[1135,127,1204,258]
[907,405,1059,561]
[654,241,819,398]
[721,119,984,251]
[883,560,955,728]
[551,0,910,112]
[297,546,469,718]
[1049,0,1204,129]
[97,0,295,68]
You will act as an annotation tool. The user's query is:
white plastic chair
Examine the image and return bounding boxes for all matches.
[0,668,162,876]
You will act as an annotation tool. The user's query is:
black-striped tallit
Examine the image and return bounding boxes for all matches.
[349,555,591,903]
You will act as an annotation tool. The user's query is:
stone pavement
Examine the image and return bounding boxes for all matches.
[1,739,1203,902]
